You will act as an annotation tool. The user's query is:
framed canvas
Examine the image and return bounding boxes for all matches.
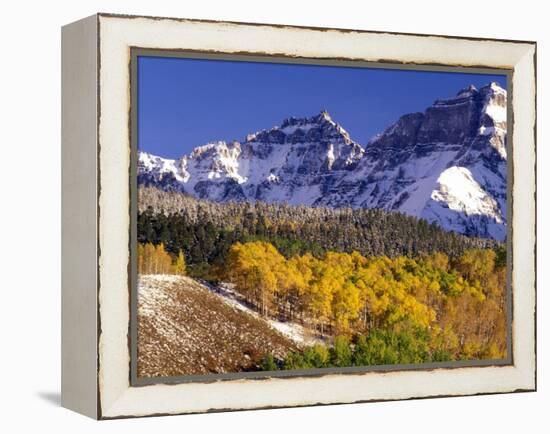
[61,13,537,419]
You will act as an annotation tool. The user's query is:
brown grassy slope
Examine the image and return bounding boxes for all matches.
[137,275,298,378]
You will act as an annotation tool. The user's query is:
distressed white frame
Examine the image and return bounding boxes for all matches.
[62,13,536,419]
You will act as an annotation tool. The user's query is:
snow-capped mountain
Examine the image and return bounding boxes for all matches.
[138,83,507,240]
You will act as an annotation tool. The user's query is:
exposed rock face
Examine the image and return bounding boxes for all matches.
[138,83,507,240]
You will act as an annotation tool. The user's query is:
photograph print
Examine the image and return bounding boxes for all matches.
[133,53,510,381]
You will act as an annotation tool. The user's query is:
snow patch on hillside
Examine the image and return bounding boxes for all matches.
[212,282,324,346]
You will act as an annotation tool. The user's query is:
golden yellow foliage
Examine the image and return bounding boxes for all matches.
[223,241,507,360]
[137,242,186,276]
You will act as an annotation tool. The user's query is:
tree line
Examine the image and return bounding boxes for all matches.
[137,187,499,271]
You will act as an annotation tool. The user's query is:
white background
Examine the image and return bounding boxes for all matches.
[0,0,546,432]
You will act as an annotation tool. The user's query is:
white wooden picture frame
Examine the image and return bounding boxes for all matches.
[61,13,536,419]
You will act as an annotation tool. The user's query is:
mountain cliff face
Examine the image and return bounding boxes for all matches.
[138,83,507,240]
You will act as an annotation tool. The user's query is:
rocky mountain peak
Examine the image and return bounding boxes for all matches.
[456,84,478,97]
[246,110,356,147]
[484,81,506,93]
[280,109,334,128]
[479,82,507,106]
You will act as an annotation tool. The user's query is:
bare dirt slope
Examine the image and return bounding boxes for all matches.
[137,275,298,378]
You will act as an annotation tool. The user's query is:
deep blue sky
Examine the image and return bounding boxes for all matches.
[138,56,507,159]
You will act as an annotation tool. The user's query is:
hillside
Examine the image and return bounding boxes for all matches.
[137,242,508,374]
[137,275,300,378]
